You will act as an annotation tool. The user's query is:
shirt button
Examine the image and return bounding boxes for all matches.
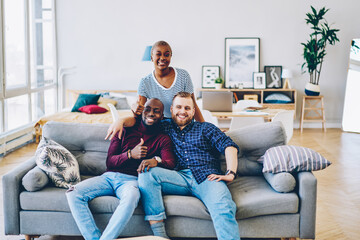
[185,151,187,153]
[186,159,189,161]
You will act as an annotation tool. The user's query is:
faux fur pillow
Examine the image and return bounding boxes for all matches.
[35,138,81,188]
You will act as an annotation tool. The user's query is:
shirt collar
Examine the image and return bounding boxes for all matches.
[172,119,195,134]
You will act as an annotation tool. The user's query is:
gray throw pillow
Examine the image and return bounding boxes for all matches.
[22,166,49,192]
[258,145,331,173]
[35,138,81,188]
[103,95,130,110]
[263,172,296,193]
[225,122,286,176]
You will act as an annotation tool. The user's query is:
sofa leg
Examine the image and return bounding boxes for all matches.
[25,235,40,240]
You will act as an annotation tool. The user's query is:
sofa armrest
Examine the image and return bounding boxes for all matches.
[2,157,36,235]
[296,171,317,239]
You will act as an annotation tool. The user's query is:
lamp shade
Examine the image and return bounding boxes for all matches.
[282,69,293,78]
[142,46,152,61]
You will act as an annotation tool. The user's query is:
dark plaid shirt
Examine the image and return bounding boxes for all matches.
[161,119,239,184]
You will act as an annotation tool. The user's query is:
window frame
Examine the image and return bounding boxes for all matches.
[0,0,58,135]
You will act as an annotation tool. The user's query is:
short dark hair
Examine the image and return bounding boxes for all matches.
[172,92,195,107]
[145,98,164,113]
[152,40,172,55]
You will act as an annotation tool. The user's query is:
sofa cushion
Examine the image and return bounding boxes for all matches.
[42,122,110,176]
[35,138,81,188]
[228,176,299,219]
[263,172,296,193]
[224,121,286,176]
[163,195,211,220]
[42,122,110,153]
[72,151,107,176]
[258,145,331,173]
[20,186,144,215]
[22,166,49,192]
[20,176,298,220]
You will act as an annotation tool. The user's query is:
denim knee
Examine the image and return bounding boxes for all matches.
[65,185,83,203]
[122,185,141,205]
[138,167,159,188]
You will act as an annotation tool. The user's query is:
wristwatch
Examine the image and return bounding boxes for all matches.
[154,156,162,164]
[225,170,237,179]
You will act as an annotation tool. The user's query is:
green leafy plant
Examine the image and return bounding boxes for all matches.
[301,6,340,85]
[215,77,223,84]
[351,39,360,55]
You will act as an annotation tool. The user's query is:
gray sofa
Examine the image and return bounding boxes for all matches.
[3,121,317,239]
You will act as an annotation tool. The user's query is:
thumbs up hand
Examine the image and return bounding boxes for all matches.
[131,95,145,116]
[130,138,148,159]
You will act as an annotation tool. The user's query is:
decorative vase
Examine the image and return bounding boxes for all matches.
[215,83,222,90]
[305,82,320,96]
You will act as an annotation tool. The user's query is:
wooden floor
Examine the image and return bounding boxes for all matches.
[1,128,360,240]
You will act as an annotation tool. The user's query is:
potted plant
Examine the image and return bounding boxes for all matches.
[214,77,223,89]
[301,6,340,96]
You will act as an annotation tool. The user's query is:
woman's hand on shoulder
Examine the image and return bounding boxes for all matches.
[131,95,147,116]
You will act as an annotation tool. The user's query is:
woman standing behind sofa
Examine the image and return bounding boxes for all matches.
[106,40,204,140]
[133,40,204,121]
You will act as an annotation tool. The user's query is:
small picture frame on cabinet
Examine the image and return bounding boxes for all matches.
[202,65,220,88]
[253,72,266,89]
[264,66,282,88]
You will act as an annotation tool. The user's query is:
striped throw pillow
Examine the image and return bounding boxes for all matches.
[258,145,331,173]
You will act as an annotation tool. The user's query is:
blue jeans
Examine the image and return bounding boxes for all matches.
[66,171,140,240]
[138,167,240,240]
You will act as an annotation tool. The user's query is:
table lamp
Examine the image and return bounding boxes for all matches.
[142,46,152,61]
[282,69,293,89]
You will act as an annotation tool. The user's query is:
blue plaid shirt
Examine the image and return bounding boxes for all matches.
[161,119,239,184]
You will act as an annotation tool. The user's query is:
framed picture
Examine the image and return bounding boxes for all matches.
[225,37,260,88]
[202,65,220,88]
[264,66,282,88]
[253,72,266,89]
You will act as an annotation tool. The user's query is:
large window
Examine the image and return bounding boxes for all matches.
[1,0,57,134]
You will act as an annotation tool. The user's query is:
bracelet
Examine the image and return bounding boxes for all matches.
[127,149,132,159]
[225,170,237,179]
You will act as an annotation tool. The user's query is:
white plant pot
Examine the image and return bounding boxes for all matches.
[215,83,222,90]
[305,82,320,96]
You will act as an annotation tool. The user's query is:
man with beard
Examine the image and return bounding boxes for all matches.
[66,98,175,240]
[106,92,240,240]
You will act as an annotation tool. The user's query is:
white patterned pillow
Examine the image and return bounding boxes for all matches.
[258,145,331,173]
[35,138,81,188]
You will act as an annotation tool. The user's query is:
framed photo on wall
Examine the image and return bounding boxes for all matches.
[264,66,282,88]
[225,38,260,88]
[253,72,266,89]
[202,65,220,88]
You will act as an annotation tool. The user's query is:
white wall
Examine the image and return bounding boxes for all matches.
[56,0,360,126]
